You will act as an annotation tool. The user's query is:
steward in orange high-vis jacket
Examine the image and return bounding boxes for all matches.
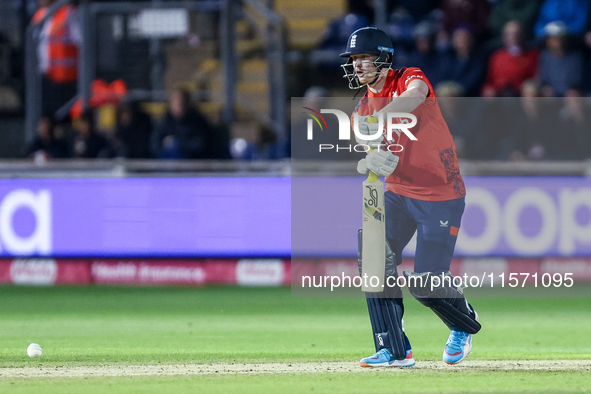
[32,0,81,116]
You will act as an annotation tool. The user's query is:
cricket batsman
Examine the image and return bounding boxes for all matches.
[340,27,481,367]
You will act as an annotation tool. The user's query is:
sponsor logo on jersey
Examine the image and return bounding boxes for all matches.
[405,74,424,84]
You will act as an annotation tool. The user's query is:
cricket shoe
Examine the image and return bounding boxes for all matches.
[443,310,478,365]
[443,330,472,364]
[359,348,415,367]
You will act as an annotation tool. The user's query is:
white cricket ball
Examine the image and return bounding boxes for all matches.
[27,343,43,358]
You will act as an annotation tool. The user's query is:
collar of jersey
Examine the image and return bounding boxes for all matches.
[367,69,396,96]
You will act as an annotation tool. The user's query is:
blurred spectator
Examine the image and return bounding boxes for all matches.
[435,81,465,98]
[71,110,112,158]
[521,89,585,160]
[31,0,81,117]
[441,0,491,37]
[440,24,488,96]
[534,0,589,38]
[230,125,279,161]
[347,0,374,24]
[405,21,448,87]
[318,13,368,50]
[151,89,217,159]
[514,80,565,160]
[435,81,475,158]
[315,7,368,71]
[557,89,591,159]
[481,21,538,96]
[26,114,69,160]
[434,20,453,54]
[488,0,542,41]
[113,101,153,158]
[477,95,522,160]
[396,0,441,22]
[387,6,416,55]
[539,21,583,97]
[512,81,545,160]
[582,31,591,94]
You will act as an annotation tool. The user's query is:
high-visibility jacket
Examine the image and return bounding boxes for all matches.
[32,5,79,83]
[70,79,128,119]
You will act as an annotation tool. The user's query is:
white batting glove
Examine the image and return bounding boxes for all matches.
[357,149,399,177]
[354,115,385,147]
[357,157,368,174]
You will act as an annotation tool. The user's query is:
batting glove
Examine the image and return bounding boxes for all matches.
[357,149,399,177]
[354,115,385,147]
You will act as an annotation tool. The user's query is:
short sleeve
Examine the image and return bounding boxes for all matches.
[401,68,429,90]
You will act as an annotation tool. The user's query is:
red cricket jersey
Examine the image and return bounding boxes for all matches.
[353,68,465,201]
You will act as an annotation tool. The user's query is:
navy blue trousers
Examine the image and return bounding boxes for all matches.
[385,191,465,275]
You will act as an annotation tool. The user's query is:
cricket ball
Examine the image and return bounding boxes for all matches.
[27,343,43,358]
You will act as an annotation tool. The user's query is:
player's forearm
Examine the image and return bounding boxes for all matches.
[376,87,426,114]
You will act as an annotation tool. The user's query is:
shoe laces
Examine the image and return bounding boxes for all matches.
[375,348,392,358]
[446,330,468,353]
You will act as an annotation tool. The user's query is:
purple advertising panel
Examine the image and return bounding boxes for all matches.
[291,176,591,258]
[0,178,291,257]
[3,176,591,257]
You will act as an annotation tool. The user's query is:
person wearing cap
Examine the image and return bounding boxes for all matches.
[534,0,589,38]
[539,21,583,97]
[340,27,480,368]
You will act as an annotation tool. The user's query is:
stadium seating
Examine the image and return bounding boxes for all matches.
[276,0,345,49]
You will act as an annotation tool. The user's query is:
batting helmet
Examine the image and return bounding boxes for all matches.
[340,27,394,89]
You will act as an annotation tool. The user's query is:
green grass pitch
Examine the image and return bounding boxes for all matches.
[0,285,590,393]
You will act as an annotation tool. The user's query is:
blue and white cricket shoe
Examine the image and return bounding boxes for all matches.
[443,330,472,365]
[360,348,415,367]
[443,308,479,365]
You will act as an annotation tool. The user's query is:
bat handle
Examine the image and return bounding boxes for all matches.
[366,171,379,183]
[365,147,379,182]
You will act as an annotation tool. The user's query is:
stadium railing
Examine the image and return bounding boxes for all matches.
[0,159,590,178]
[25,0,287,147]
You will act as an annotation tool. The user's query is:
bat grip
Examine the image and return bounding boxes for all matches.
[366,171,379,182]
[365,147,379,182]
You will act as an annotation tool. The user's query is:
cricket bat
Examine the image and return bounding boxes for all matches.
[361,167,386,292]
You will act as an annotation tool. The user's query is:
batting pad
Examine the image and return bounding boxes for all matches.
[404,270,481,334]
[357,229,407,359]
[366,293,407,360]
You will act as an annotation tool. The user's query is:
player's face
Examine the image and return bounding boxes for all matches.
[350,54,379,84]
